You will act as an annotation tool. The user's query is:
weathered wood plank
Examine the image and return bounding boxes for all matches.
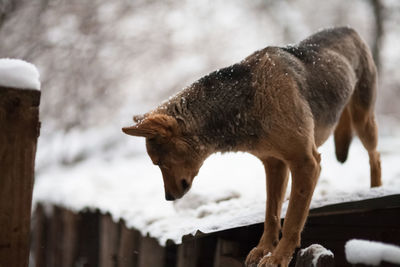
[137,236,165,267]
[76,210,100,267]
[0,87,40,267]
[32,205,79,267]
[177,239,197,267]
[176,236,217,267]
[31,204,48,267]
[117,222,140,267]
[213,238,242,267]
[61,208,79,267]
[99,214,119,267]
[46,206,63,267]
[165,243,178,267]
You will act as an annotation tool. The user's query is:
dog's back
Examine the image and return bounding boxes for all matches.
[281,27,376,126]
[156,27,378,162]
[239,27,377,156]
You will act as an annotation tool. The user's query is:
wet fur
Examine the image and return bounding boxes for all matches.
[123,27,381,267]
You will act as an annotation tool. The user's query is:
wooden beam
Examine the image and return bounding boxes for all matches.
[0,87,40,267]
[309,194,400,216]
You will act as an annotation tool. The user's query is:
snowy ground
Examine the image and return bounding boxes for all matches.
[33,134,400,246]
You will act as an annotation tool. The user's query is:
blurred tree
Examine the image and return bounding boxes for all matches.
[0,0,398,135]
[369,0,384,72]
[0,0,21,28]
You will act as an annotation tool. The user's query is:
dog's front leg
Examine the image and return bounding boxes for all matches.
[258,148,320,267]
[245,157,289,267]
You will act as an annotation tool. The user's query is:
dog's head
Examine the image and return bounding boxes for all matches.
[122,114,205,201]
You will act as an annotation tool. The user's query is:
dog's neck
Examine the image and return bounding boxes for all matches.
[157,62,264,153]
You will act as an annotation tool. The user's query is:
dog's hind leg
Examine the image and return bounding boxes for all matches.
[245,157,289,267]
[349,60,381,187]
[350,101,381,187]
[334,106,353,163]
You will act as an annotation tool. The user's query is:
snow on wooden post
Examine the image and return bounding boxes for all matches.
[0,59,41,267]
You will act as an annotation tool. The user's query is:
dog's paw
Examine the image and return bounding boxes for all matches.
[257,253,291,267]
[245,247,270,267]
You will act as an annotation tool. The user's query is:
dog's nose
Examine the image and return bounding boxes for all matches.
[165,192,175,201]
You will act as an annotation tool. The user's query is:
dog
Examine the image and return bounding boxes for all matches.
[122,27,381,267]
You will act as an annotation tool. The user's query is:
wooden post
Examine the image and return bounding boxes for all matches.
[0,87,40,267]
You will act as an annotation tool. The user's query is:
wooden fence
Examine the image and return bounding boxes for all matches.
[0,87,41,267]
[31,195,400,267]
[31,205,171,267]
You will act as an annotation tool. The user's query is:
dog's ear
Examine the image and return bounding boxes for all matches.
[122,114,179,138]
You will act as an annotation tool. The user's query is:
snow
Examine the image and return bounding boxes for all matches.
[33,132,400,246]
[0,58,40,90]
[345,239,400,266]
[300,244,333,266]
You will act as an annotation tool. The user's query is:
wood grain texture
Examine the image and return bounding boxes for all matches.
[0,87,40,267]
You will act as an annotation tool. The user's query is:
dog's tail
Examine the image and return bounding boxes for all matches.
[334,106,353,163]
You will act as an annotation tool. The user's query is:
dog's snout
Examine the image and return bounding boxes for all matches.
[165,192,175,201]
[181,179,189,191]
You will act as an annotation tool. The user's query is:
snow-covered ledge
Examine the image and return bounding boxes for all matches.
[0,58,40,90]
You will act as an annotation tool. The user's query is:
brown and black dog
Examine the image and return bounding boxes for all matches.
[123,27,381,267]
